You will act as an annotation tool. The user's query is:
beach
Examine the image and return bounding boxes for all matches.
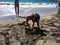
[0,12,60,45]
[0,1,60,45]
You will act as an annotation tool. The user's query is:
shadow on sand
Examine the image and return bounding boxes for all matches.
[25,27,49,36]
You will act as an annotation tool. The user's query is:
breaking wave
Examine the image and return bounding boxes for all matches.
[0,2,57,17]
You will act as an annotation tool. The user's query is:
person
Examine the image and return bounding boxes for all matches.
[15,0,19,17]
[33,13,40,28]
[23,13,40,28]
[58,1,60,14]
[56,1,60,16]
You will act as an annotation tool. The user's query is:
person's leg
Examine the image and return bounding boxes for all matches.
[26,16,31,26]
[26,20,29,25]
[32,21,34,28]
[17,5,19,17]
[15,5,16,15]
[37,21,40,28]
[36,16,40,28]
[15,5,19,17]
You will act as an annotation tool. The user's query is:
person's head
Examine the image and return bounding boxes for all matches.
[28,20,33,29]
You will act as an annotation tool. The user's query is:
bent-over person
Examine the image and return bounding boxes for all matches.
[23,13,40,29]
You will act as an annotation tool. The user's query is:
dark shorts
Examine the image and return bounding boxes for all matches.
[15,0,19,5]
[35,17,40,22]
[34,15,40,22]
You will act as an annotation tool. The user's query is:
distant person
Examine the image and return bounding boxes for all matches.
[23,13,40,28]
[56,1,60,15]
[58,1,60,14]
[15,0,19,17]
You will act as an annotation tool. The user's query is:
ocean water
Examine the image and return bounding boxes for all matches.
[0,0,56,3]
[0,0,58,20]
[0,0,58,4]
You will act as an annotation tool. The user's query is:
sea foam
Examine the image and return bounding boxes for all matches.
[0,2,57,7]
[0,2,57,17]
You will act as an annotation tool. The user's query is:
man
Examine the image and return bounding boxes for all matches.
[15,0,19,17]
[23,13,40,28]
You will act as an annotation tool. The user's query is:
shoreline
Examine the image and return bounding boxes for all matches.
[0,12,57,21]
[0,7,57,18]
[0,12,57,25]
